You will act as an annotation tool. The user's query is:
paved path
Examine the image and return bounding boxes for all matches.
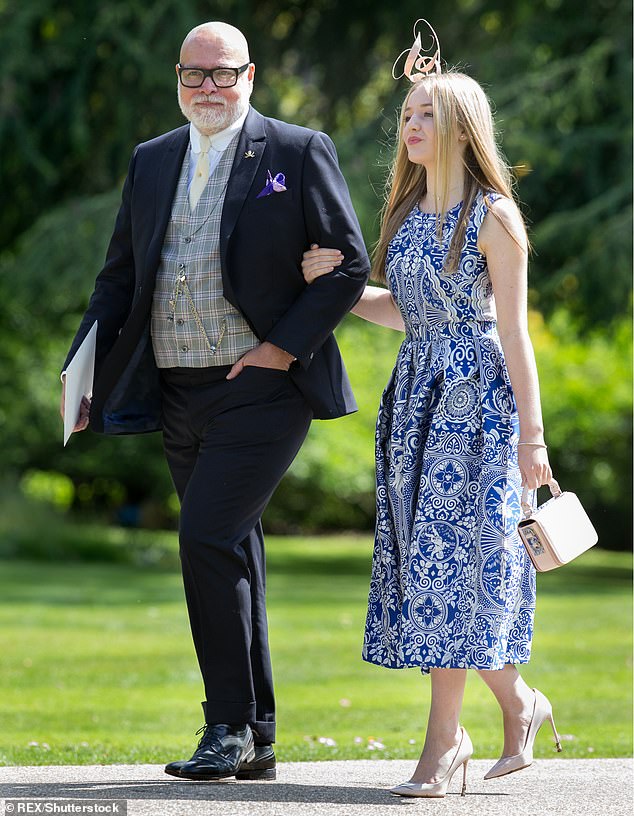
[1,759,632,816]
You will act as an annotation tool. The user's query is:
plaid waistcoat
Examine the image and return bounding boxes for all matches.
[151,134,258,367]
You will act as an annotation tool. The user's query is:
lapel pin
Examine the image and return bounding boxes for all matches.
[244,150,256,159]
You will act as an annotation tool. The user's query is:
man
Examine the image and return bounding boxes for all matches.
[61,22,369,781]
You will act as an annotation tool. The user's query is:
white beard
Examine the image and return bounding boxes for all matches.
[178,86,247,134]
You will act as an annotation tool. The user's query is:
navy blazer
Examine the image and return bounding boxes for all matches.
[64,106,370,433]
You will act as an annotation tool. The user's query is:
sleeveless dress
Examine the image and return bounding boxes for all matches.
[362,191,536,673]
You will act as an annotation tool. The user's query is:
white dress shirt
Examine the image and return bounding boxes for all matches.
[187,108,249,187]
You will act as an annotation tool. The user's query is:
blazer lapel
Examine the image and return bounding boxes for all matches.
[144,125,189,286]
[220,107,266,306]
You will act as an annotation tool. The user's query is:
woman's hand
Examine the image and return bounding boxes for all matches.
[518,446,552,490]
[301,246,405,331]
[302,243,343,283]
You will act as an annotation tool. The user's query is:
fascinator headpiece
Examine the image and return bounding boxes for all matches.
[392,18,442,82]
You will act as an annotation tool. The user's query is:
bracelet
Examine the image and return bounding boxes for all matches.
[518,442,547,449]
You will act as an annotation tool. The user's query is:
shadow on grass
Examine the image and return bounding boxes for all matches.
[536,557,632,596]
[270,552,633,592]
[268,552,371,576]
[0,548,630,606]
[0,561,183,606]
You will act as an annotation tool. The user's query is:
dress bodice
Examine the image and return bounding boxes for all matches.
[385,192,498,333]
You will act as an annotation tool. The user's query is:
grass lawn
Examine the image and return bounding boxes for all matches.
[0,535,631,765]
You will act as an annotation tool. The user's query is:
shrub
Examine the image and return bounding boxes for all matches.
[267,311,632,548]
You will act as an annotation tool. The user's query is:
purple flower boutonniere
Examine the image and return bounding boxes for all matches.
[257,170,287,199]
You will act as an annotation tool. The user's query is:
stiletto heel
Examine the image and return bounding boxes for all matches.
[547,710,563,752]
[460,758,468,796]
[389,727,473,798]
[484,688,562,780]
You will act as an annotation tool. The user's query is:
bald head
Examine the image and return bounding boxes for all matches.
[180,22,250,64]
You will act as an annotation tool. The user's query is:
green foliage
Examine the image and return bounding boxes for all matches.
[1,1,631,329]
[0,195,174,520]
[267,311,633,546]
[0,486,179,566]
[0,543,631,763]
[0,0,630,542]
[20,470,74,510]
[0,188,631,543]
[266,315,398,532]
[530,310,633,543]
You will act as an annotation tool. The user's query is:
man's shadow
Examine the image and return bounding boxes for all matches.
[0,777,508,806]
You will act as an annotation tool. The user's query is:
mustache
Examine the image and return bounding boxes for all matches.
[189,94,226,105]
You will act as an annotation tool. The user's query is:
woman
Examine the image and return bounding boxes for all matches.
[302,58,562,797]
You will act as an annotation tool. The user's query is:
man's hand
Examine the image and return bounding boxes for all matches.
[60,376,91,433]
[226,342,295,380]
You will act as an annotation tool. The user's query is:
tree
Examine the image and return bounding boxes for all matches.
[0,0,631,544]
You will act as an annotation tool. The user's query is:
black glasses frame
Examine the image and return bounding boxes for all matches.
[177,63,250,88]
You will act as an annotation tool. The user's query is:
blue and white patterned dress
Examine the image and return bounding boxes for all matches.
[362,191,536,673]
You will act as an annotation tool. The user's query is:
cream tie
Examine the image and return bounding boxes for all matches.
[189,134,211,211]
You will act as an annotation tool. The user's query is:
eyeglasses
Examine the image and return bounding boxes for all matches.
[177,63,250,88]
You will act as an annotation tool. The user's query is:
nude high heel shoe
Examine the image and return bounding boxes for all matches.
[484,688,562,780]
[389,727,473,798]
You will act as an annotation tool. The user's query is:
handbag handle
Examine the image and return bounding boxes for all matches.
[521,478,562,519]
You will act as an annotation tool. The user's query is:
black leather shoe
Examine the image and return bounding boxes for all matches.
[166,742,276,780]
[235,743,276,780]
[164,758,188,776]
[164,723,255,781]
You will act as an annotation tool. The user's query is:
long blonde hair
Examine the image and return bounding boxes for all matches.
[372,71,525,282]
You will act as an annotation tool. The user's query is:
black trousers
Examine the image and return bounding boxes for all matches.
[160,365,313,744]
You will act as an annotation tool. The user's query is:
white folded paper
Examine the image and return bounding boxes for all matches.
[63,320,97,446]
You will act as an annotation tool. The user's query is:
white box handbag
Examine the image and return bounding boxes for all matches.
[518,479,598,572]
